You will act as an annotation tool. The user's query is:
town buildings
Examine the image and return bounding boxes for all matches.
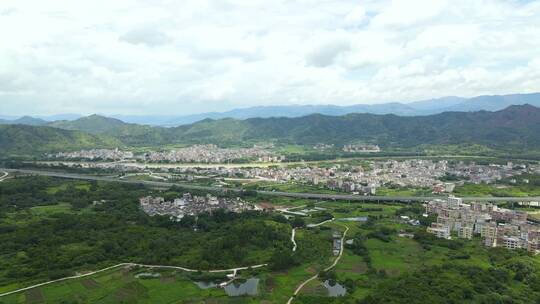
[342,144,381,153]
[51,145,284,164]
[139,193,257,219]
[46,155,536,197]
[50,148,133,160]
[144,144,284,163]
[332,231,342,256]
[426,197,540,254]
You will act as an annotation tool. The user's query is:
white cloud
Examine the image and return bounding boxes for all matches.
[0,0,539,115]
[369,0,447,28]
[344,6,366,27]
[410,24,480,50]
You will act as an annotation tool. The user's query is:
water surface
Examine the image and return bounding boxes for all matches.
[323,280,346,297]
[224,278,259,296]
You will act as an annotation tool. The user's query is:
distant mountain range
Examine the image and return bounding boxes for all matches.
[1,105,539,156]
[0,116,48,126]
[1,92,539,126]
[165,104,540,148]
[113,92,540,125]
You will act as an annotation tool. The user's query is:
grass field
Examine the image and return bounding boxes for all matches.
[29,203,73,215]
[376,186,434,196]
[46,183,91,195]
[245,181,341,195]
[1,266,230,304]
[4,183,540,303]
[528,211,540,221]
[0,246,333,304]
[454,183,540,197]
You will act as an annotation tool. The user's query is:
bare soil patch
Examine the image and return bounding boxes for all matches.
[342,263,367,274]
[81,278,100,289]
[25,288,44,304]
[160,276,175,283]
[300,282,326,296]
[265,277,276,292]
[305,266,318,274]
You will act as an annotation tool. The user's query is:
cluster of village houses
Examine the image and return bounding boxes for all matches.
[46,156,537,197]
[426,197,540,254]
[143,144,284,163]
[235,159,529,195]
[50,145,284,163]
[313,143,380,153]
[49,148,134,160]
[139,193,257,219]
[342,144,381,153]
[332,231,343,256]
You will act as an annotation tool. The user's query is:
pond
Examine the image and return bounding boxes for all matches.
[224,278,259,296]
[323,280,347,297]
[339,217,368,222]
[194,281,219,289]
[134,272,161,279]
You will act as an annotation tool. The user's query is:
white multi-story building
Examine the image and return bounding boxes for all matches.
[458,226,473,239]
[427,223,451,239]
[425,197,539,254]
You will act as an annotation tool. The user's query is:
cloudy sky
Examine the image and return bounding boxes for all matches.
[1,0,540,116]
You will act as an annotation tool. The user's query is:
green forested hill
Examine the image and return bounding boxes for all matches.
[47,114,127,134]
[46,114,174,146]
[2,105,539,155]
[168,104,540,148]
[0,125,121,156]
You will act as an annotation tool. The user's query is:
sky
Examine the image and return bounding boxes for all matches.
[1,0,540,116]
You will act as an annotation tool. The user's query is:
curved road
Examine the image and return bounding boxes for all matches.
[0,171,7,182]
[291,218,335,253]
[6,168,533,301]
[0,262,267,298]
[4,168,540,203]
[291,228,298,252]
[287,223,349,304]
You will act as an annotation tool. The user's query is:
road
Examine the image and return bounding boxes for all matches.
[4,168,540,203]
[34,154,538,170]
[0,171,7,182]
[291,217,335,252]
[291,228,298,252]
[308,218,335,227]
[287,223,349,304]
[0,262,267,298]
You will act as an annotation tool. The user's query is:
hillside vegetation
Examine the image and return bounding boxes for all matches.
[0,125,121,156]
[1,105,539,155]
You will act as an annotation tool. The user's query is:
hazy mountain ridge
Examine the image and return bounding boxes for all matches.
[204,104,540,148]
[123,92,540,125]
[2,92,539,126]
[2,105,538,156]
[0,116,48,126]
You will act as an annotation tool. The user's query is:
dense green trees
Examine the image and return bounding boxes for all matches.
[291,217,306,228]
[360,262,540,304]
[269,249,298,271]
[4,105,540,157]
[0,176,291,288]
[0,124,120,156]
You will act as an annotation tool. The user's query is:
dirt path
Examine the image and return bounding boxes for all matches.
[286,224,349,304]
[0,262,268,298]
[291,228,297,252]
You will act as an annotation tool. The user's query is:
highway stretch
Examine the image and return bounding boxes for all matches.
[3,168,540,203]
